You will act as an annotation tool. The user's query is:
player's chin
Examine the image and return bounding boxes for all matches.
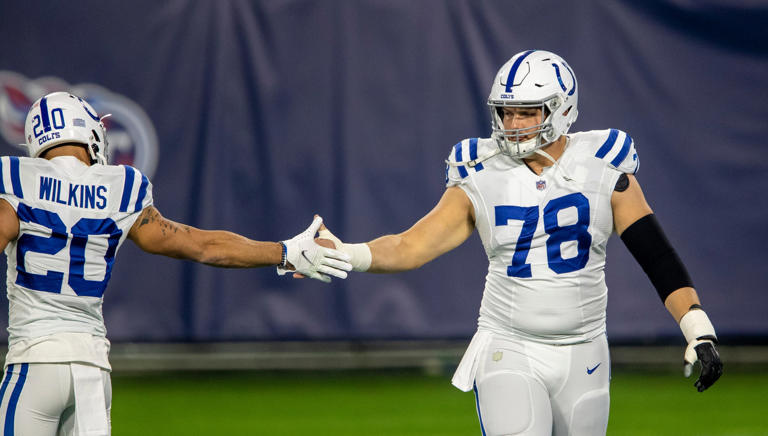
[315,238,335,249]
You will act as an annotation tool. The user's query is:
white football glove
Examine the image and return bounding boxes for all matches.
[277,216,352,283]
[680,308,723,392]
[317,226,371,272]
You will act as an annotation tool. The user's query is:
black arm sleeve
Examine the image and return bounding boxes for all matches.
[619,213,694,302]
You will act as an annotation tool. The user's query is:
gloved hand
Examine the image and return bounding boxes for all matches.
[679,308,723,392]
[277,216,352,283]
[683,339,723,392]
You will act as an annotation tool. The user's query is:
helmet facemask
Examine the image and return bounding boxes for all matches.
[489,98,549,158]
[87,114,110,165]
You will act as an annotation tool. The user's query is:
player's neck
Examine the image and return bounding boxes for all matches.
[42,145,92,166]
[523,136,567,176]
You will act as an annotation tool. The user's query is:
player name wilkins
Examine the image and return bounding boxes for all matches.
[38,176,108,210]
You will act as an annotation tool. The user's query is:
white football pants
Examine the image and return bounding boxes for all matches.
[473,334,610,436]
[0,363,111,436]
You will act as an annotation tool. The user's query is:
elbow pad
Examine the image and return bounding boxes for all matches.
[620,214,693,302]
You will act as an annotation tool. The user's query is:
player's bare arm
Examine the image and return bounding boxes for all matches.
[128,205,282,268]
[129,208,351,282]
[610,173,652,236]
[611,173,722,391]
[319,186,475,273]
[0,199,19,252]
[368,187,475,272]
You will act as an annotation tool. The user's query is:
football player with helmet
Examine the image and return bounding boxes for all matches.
[320,50,722,435]
[0,91,352,435]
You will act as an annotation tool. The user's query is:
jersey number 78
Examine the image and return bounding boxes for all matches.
[495,193,591,278]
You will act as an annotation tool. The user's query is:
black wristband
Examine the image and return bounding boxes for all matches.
[620,214,693,302]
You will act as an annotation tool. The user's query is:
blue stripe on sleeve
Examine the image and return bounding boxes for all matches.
[40,96,52,133]
[455,142,468,179]
[9,156,23,198]
[468,138,484,171]
[505,50,536,92]
[595,129,619,159]
[4,363,28,436]
[134,174,149,213]
[120,166,135,212]
[610,134,633,168]
[0,157,5,194]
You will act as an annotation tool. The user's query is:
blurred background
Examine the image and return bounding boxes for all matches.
[1,1,767,434]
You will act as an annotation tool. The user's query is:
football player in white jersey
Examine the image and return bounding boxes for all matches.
[0,91,352,436]
[318,50,722,435]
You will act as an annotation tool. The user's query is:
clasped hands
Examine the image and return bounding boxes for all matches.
[277,216,352,283]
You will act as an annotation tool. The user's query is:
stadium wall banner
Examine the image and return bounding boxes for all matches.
[0,1,765,342]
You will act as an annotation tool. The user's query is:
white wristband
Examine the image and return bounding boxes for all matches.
[317,228,372,272]
[679,309,716,344]
[343,243,372,272]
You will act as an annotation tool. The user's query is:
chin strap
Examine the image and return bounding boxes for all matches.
[445,148,501,168]
[530,139,577,183]
[445,136,576,183]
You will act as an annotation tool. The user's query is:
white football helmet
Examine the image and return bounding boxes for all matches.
[24,91,109,164]
[488,50,578,157]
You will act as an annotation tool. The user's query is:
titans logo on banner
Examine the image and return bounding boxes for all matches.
[0,71,158,177]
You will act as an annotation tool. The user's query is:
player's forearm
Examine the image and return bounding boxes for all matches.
[367,233,433,273]
[193,230,282,268]
[664,287,701,323]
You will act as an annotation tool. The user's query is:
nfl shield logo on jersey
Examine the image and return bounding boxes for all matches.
[536,180,547,191]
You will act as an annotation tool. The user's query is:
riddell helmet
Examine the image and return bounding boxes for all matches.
[24,92,109,164]
[488,50,578,157]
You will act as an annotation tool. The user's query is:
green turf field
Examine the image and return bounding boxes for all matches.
[111,368,766,435]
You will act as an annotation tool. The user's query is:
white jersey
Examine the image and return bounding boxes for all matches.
[446,129,638,345]
[0,155,152,370]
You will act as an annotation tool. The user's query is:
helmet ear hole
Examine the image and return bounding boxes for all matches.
[92,130,101,142]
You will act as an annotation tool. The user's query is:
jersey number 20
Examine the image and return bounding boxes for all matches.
[495,193,591,278]
[15,203,121,298]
